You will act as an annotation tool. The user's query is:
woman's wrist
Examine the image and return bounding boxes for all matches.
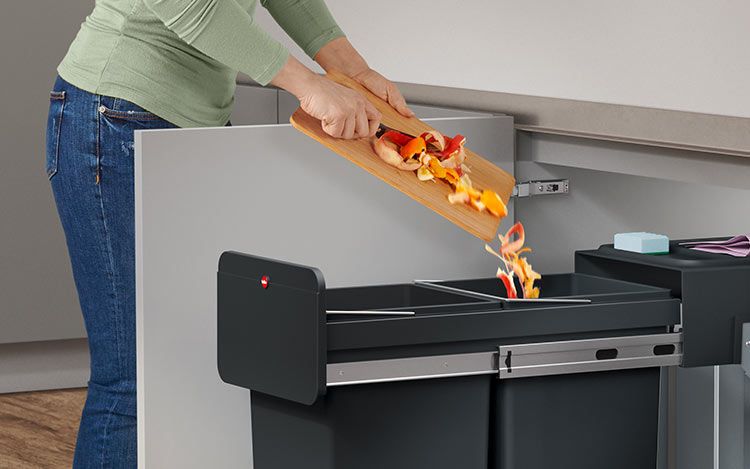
[314,37,369,77]
[270,55,321,101]
[270,38,374,101]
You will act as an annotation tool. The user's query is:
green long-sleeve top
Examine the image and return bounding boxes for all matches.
[58,0,344,127]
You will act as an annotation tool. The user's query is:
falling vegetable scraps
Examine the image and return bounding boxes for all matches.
[371,129,508,218]
[485,222,541,299]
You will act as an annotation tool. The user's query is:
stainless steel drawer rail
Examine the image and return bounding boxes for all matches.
[327,333,682,387]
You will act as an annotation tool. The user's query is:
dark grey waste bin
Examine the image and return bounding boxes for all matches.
[251,375,491,469]
[492,368,660,469]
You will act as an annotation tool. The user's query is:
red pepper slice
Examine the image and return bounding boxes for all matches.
[420,131,446,151]
[382,130,413,147]
[440,134,465,158]
[500,222,526,257]
[498,272,518,299]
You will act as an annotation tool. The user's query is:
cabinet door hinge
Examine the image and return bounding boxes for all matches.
[512,179,569,198]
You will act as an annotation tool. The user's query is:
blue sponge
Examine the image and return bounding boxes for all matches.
[614,232,670,254]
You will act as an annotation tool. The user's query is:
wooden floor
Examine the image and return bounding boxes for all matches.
[0,388,85,468]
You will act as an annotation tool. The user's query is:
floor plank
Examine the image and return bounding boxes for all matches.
[0,388,85,468]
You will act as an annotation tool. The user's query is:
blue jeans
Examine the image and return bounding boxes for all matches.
[46,76,177,468]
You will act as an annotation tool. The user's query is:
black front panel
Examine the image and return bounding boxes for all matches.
[217,252,326,405]
[493,368,660,469]
[251,376,491,469]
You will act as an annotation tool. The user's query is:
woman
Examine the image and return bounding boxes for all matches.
[46,1,412,466]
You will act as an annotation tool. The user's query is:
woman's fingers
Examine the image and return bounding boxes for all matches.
[354,106,370,138]
[323,101,384,139]
[386,83,414,117]
[297,74,388,139]
[322,117,344,139]
[322,106,370,139]
[353,68,415,118]
[342,115,356,140]
[285,64,411,138]
[365,102,381,136]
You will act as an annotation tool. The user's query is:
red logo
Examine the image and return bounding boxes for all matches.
[260,276,270,289]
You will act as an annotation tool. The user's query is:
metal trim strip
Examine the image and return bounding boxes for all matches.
[326,333,682,387]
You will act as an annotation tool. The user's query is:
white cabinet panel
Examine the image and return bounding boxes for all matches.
[135,116,513,468]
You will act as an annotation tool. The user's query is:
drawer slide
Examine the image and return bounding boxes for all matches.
[327,333,682,387]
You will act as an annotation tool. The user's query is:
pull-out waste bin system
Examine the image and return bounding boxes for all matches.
[217,239,750,468]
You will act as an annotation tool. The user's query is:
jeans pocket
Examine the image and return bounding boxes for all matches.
[98,98,162,122]
[46,90,66,180]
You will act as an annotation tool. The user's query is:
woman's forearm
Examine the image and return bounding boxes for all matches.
[271,39,372,99]
[270,55,320,99]
[314,37,369,77]
[261,0,344,59]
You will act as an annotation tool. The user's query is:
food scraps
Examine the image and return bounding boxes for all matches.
[371,129,507,218]
[485,222,541,299]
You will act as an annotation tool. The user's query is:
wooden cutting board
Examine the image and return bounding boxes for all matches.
[290,70,515,241]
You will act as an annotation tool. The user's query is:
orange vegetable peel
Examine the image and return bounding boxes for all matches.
[485,222,541,299]
[370,128,507,218]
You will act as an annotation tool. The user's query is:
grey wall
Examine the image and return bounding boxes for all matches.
[256,1,750,119]
[230,86,278,125]
[0,1,95,344]
[0,339,89,393]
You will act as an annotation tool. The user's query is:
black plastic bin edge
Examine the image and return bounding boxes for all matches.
[218,252,327,405]
[576,241,750,367]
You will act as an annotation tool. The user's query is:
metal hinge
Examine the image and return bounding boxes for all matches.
[512,179,569,198]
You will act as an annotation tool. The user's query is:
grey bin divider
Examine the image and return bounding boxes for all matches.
[436,272,674,304]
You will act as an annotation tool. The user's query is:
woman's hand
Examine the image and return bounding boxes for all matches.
[350,68,414,118]
[299,75,381,139]
[315,37,414,117]
[271,55,381,139]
